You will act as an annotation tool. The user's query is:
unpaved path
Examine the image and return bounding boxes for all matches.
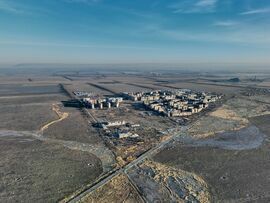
[40,104,69,132]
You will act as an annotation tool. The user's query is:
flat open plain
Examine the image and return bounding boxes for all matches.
[1,71,270,202]
[0,78,107,202]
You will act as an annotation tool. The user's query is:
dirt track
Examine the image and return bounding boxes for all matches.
[40,104,69,132]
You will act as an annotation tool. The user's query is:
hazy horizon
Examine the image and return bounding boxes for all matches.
[0,62,270,74]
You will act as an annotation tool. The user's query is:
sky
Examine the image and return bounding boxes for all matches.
[0,0,270,66]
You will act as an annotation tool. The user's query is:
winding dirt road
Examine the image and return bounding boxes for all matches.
[40,104,69,132]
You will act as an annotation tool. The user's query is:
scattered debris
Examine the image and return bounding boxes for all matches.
[129,160,211,203]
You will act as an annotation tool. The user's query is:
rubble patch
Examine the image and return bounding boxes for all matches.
[129,160,210,203]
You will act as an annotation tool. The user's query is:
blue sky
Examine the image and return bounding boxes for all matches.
[0,0,270,65]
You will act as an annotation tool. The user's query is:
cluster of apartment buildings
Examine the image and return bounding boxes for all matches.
[82,96,123,109]
[122,90,172,101]
[123,89,221,117]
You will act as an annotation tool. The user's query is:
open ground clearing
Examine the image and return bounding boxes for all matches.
[257,81,270,87]
[65,82,112,96]
[188,103,248,138]
[94,83,151,93]
[0,76,66,84]
[180,125,265,150]
[42,105,116,171]
[188,115,248,138]
[0,84,62,96]
[247,95,270,104]
[43,107,101,145]
[0,133,102,203]
[0,94,68,105]
[0,104,58,131]
[155,82,244,94]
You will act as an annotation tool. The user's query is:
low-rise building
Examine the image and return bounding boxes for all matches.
[114,131,139,139]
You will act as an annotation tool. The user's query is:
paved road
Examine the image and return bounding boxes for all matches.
[83,108,98,123]
[67,126,188,203]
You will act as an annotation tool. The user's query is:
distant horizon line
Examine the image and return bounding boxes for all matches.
[0,62,270,66]
[0,62,270,74]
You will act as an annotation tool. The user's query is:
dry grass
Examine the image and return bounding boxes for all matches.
[188,115,248,138]
[142,160,211,203]
[0,103,58,131]
[79,174,143,203]
[40,104,69,132]
[210,105,248,123]
[0,136,102,203]
[226,97,270,118]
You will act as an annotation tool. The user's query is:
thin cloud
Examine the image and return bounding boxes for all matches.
[0,0,22,13]
[64,0,102,4]
[0,0,50,15]
[170,0,219,14]
[240,8,270,15]
[213,20,239,27]
[195,0,217,7]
